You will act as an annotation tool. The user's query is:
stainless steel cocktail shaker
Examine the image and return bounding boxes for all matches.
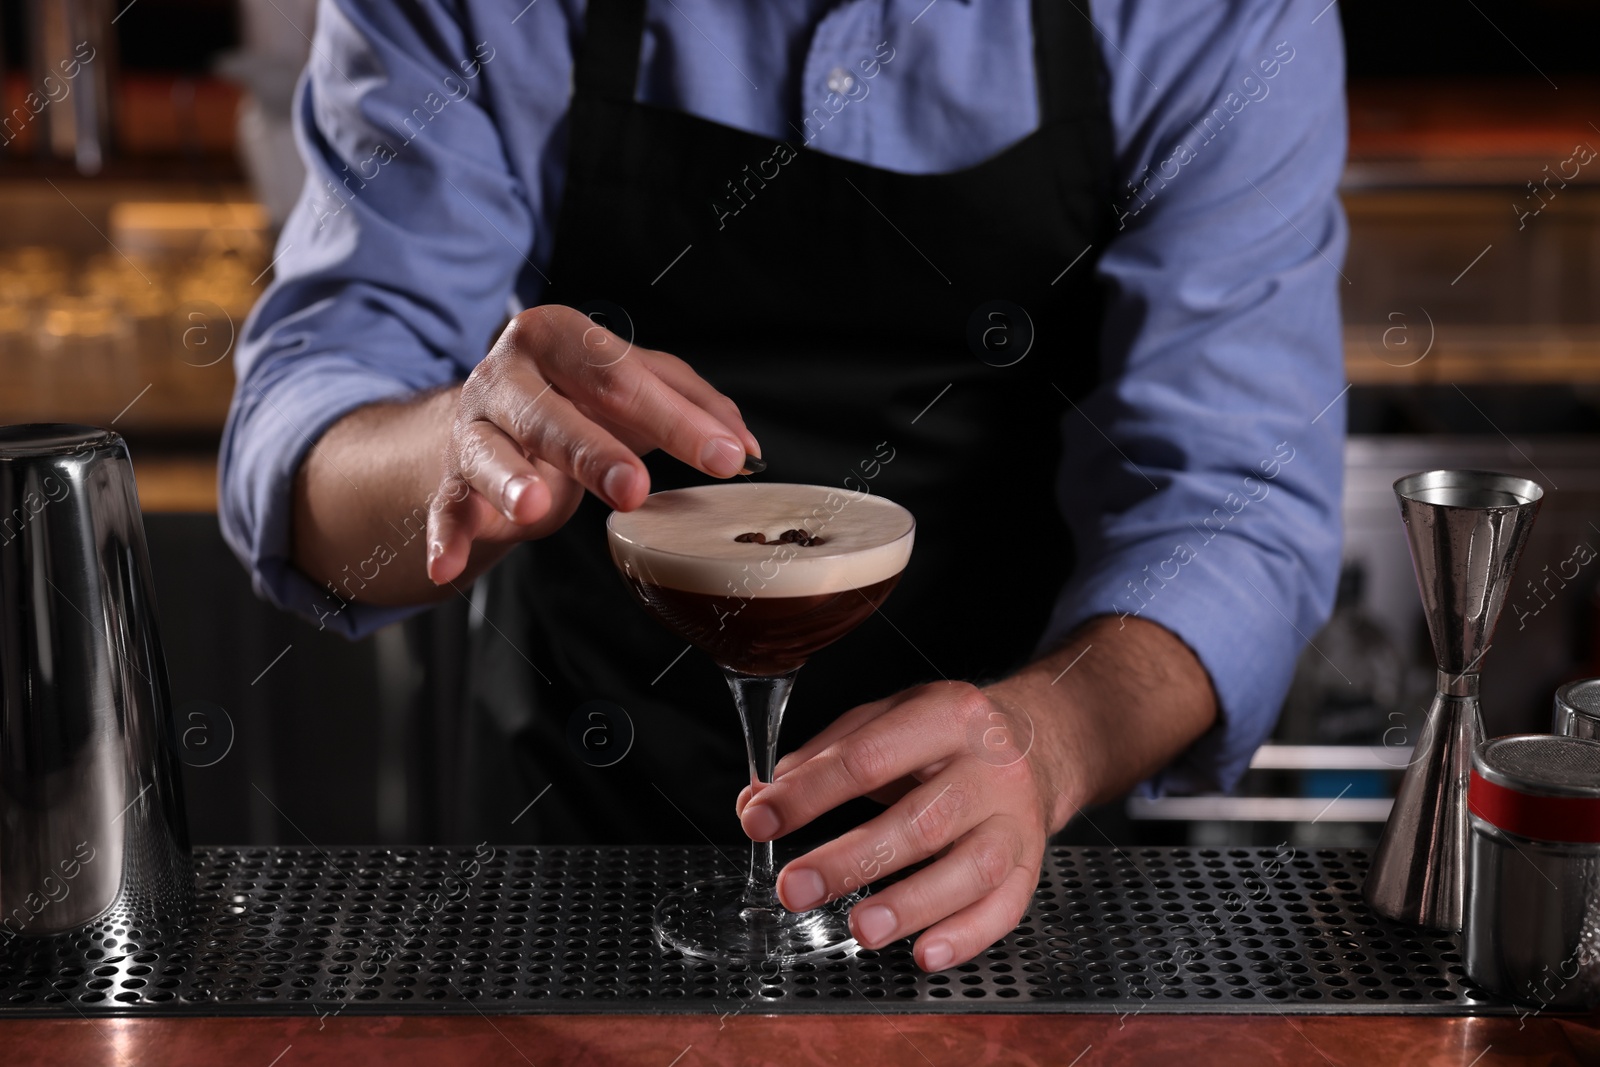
[0,424,191,941]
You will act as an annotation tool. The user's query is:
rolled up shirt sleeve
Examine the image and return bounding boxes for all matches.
[219,0,550,638]
[1041,0,1349,794]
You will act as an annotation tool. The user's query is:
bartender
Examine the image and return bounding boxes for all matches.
[221,0,1346,972]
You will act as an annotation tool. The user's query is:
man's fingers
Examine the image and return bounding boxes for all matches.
[842,816,1031,953]
[428,304,765,588]
[478,360,650,510]
[519,308,749,480]
[734,778,778,820]
[772,765,991,912]
[737,773,915,821]
[425,472,519,585]
[746,683,984,840]
[644,350,762,459]
[603,371,746,479]
[908,860,1039,972]
[425,473,476,585]
[452,419,552,525]
[771,693,905,780]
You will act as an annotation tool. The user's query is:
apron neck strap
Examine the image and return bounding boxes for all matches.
[575,0,647,102]
[1031,0,1103,124]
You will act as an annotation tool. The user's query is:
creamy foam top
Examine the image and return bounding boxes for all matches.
[607,483,914,597]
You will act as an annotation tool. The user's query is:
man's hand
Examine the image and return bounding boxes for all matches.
[734,615,1218,971]
[739,680,1064,973]
[293,304,761,605]
[426,304,762,585]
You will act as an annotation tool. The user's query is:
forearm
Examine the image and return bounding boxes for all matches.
[291,384,494,606]
[985,615,1219,831]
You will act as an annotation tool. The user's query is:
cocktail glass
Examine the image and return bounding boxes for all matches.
[607,482,914,962]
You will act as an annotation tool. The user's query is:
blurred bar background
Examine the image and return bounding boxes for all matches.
[1,0,1598,849]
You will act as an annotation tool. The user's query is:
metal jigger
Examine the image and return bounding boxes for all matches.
[1365,470,1543,931]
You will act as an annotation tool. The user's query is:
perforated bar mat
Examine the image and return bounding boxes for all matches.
[0,846,1513,1016]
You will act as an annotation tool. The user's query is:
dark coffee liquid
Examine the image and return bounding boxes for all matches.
[621,573,903,675]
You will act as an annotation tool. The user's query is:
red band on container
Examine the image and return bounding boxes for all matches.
[1468,769,1600,844]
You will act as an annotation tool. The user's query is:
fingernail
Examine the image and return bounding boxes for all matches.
[701,437,743,476]
[602,463,634,506]
[921,940,953,971]
[781,867,826,912]
[853,904,896,947]
[741,802,780,841]
[740,453,767,475]
[503,474,536,517]
[427,541,443,565]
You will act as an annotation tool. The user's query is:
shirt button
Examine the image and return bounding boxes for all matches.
[826,66,856,95]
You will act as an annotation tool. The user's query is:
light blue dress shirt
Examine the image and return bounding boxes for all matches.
[220,0,1350,794]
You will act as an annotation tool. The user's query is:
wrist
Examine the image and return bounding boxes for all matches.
[983,614,1220,831]
[982,658,1100,836]
[291,385,462,602]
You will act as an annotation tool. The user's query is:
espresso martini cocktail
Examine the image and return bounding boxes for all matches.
[607,482,915,962]
[608,483,912,675]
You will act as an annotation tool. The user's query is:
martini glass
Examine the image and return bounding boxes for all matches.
[607,482,914,962]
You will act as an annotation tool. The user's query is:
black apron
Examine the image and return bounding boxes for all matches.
[459,0,1114,846]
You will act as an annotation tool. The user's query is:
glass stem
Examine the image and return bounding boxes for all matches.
[724,668,798,912]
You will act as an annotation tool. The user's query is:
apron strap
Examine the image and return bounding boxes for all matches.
[1032,0,1104,124]
[575,0,647,102]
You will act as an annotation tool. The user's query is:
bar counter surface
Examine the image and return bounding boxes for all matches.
[4,1010,1597,1065]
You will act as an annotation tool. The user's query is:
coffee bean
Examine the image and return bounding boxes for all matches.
[735,529,826,546]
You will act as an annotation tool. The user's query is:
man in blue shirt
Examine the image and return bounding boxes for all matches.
[221,0,1347,971]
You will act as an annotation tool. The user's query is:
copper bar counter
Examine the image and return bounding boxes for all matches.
[4,1011,1599,1066]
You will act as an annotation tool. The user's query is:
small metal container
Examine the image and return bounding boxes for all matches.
[1553,678,1600,740]
[1465,734,1600,1009]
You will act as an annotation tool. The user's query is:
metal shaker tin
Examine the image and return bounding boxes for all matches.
[1465,734,1600,1009]
[0,425,193,938]
[1553,678,1600,740]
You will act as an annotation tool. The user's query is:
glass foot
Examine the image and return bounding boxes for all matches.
[656,877,863,963]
